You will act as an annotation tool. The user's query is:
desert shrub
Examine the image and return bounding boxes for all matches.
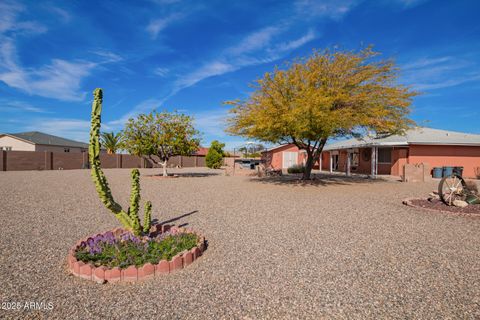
[206,140,225,169]
[287,164,306,174]
[75,231,199,268]
[466,180,479,195]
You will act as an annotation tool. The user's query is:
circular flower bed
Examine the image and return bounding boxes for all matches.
[403,197,480,217]
[67,224,206,283]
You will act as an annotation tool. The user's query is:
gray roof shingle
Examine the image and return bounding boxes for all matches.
[324,127,480,150]
[4,131,89,148]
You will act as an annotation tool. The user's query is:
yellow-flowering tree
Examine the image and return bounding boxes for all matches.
[226,47,417,180]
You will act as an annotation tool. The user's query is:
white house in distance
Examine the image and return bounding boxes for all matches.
[0,131,89,153]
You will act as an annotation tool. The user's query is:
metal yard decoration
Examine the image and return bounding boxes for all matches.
[438,173,480,206]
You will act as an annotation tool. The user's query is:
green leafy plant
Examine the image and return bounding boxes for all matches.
[206,140,225,169]
[75,231,199,268]
[100,131,123,154]
[122,111,201,176]
[89,88,152,236]
[287,164,306,174]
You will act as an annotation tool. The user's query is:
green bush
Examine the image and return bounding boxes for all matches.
[287,164,306,174]
[206,140,225,169]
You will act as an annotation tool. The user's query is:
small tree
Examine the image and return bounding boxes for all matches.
[122,111,200,176]
[226,47,417,179]
[101,131,122,154]
[206,140,225,169]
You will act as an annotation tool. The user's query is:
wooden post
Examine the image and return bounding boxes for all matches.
[319,153,322,172]
[371,147,377,179]
[81,151,88,169]
[329,153,333,173]
[346,150,351,176]
[0,150,6,171]
[44,151,53,170]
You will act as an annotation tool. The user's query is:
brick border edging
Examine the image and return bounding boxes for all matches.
[67,224,206,283]
[402,197,480,218]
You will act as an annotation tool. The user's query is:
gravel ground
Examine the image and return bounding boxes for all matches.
[1,168,480,319]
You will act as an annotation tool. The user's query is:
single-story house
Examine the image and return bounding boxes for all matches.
[262,144,316,170]
[263,127,480,179]
[193,147,209,156]
[0,131,89,153]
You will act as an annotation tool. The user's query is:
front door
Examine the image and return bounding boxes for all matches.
[332,154,339,171]
[282,152,298,168]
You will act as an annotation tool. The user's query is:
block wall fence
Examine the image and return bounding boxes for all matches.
[0,150,207,171]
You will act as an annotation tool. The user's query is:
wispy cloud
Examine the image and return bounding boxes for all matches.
[48,6,71,23]
[173,61,235,92]
[227,26,281,56]
[0,1,47,34]
[191,109,229,138]
[270,29,316,53]
[0,40,95,101]
[294,0,359,19]
[0,3,92,101]
[23,118,94,142]
[0,100,51,113]
[146,13,182,39]
[153,67,169,77]
[107,98,165,129]
[391,0,428,8]
[168,27,317,96]
[90,50,123,63]
[402,55,480,91]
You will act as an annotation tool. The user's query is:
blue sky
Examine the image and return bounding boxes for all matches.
[0,0,479,149]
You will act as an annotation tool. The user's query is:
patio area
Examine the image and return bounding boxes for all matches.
[0,168,479,318]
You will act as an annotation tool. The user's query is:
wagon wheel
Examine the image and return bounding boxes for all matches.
[438,174,467,206]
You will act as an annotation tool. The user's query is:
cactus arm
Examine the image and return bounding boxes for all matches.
[143,201,152,234]
[128,169,141,234]
[89,88,133,229]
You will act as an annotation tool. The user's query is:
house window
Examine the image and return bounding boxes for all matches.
[377,148,392,164]
[64,148,70,152]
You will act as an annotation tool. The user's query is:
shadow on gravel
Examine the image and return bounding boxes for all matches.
[144,172,220,178]
[249,173,391,187]
[174,172,221,178]
[155,210,198,225]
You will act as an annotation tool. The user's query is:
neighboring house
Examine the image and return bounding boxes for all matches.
[263,127,480,178]
[0,131,89,153]
[194,147,209,157]
[262,144,316,170]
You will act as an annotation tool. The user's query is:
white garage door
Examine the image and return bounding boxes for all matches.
[282,152,298,168]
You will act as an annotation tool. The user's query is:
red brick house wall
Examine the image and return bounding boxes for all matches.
[408,145,480,178]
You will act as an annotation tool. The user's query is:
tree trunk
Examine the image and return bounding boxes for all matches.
[161,160,168,176]
[302,152,315,180]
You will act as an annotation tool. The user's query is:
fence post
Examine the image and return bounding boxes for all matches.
[1,150,6,171]
[195,156,197,167]
[116,154,122,168]
[82,151,89,169]
[44,151,53,170]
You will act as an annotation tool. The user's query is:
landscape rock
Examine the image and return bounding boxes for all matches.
[453,200,469,208]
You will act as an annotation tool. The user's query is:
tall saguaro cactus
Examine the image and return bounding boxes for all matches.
[89,88,152,235]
